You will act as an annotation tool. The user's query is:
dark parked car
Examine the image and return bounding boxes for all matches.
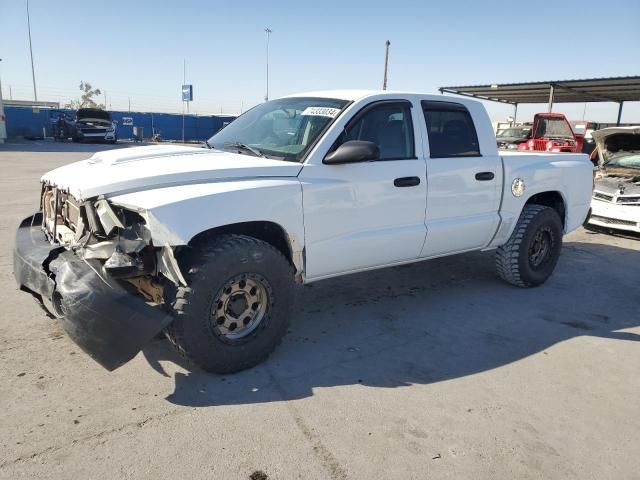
[71,108,117,143]
[496,126,531,150]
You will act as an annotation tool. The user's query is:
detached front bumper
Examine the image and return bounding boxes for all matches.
[13,213,172,370]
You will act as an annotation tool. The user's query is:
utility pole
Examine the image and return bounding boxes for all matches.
[264,28,272,102]
[104,91,107,110]
[128,97,131,112]
[26,0,38,101]
[382,40,390,90]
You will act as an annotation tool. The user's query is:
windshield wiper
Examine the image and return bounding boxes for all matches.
[223,142,264,157]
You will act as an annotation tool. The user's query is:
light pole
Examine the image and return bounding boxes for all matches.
[26,0,38,101]
[264,28,272,102]
[382,40,390,90]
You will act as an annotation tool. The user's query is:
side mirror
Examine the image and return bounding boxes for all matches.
[323,140,380,165]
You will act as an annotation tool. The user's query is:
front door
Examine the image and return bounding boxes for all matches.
[300,100,428,280]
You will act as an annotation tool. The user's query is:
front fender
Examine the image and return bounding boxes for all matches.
[108,178,306,271]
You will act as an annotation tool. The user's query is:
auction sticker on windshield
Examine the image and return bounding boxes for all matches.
[301,107,341,118]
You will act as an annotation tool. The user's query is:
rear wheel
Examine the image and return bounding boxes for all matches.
[496,204,563,287]
[165,235,294,373]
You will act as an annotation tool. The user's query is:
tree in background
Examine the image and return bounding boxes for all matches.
[65,81,104,110]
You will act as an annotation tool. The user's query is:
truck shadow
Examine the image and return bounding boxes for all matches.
[142,239,640,407]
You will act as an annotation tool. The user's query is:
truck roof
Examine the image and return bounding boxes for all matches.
[284,89,476,104]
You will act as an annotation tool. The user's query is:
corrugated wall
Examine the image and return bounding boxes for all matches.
[4,106,236,141]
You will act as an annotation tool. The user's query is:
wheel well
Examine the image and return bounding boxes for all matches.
[187,221,293,264]
[526,191,566,227]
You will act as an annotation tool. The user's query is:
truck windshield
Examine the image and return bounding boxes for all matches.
[207,97,349,162]
[535,117,574,139]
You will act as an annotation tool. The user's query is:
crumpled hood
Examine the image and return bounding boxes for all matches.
[42,145,303,201]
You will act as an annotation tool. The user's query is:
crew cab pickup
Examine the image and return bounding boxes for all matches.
[13,91,593,373]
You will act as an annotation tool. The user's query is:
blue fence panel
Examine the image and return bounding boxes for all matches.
[4,106,236,142]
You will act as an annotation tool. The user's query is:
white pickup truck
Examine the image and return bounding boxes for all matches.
[13,90,593,373]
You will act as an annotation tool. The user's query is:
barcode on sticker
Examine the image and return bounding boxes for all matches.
[301,107,340,118]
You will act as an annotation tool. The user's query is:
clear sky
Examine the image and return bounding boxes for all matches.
[1,0,639,123]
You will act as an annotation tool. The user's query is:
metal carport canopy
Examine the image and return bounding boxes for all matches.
[439,76,640,124]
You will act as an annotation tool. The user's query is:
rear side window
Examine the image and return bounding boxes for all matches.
[422,101,480,158]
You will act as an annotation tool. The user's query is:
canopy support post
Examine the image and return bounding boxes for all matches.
[616,102,624,126]
[513,103,518,125]
[547,84,555,112]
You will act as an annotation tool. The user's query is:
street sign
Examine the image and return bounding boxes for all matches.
[182,84,193,102]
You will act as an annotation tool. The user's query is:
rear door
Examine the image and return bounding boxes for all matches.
[419,100,502,257]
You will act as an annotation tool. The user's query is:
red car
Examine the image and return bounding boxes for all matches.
[518,113,584,153]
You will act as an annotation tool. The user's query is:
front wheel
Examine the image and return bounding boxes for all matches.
[165,235,294,373]
[496,204,563,287]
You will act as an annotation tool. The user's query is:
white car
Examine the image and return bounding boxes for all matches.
[13,90,593,373]
[586,126,640,234]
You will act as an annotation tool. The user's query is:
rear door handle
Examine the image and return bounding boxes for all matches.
[394,176,421,187]
[475,171,495,181]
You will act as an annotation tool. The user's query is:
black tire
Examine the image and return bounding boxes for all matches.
[165,234,294,373]
[496,204,563,288]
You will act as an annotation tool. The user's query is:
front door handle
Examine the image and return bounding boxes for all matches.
[394,176,421,187]
[475,171,495,181]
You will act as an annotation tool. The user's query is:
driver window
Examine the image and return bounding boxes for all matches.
[337,102,415,160]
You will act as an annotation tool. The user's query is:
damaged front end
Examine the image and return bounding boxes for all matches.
[13,185,185,370]
[587,128,640,233]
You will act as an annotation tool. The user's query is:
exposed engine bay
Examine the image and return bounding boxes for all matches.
[593,129,640,202]
[40,184,186,304]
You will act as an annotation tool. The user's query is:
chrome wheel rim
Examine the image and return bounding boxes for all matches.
[210,274,270,340]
